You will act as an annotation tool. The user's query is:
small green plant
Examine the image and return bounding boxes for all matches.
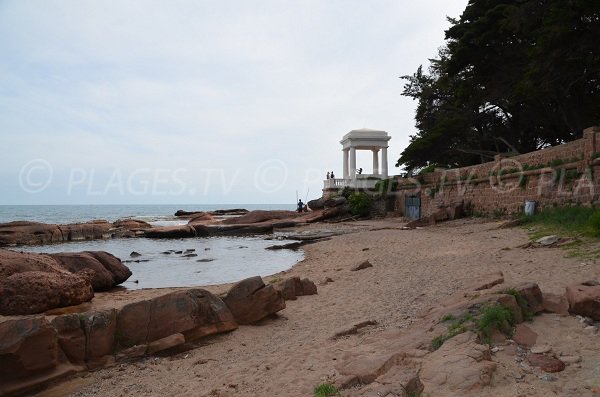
[440,313,455,322]
[314,383,340,397]
[519,174,528,189]
[431,313,475,350]
[477,304,514,345]
[268,276,282,284]
[339,186,353,199]
[492,208,506,219]
[348,192,371,217]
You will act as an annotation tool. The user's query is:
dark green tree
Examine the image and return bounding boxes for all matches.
[397,0,600,171]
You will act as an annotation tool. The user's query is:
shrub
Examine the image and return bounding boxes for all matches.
[348,192,371,217]
[588,210,600,237]
[314,383,339,397]
[478,304,513,344]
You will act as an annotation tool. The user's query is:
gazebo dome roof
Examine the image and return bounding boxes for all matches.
[340,128,390,148]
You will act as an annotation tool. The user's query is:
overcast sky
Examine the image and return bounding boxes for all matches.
[0,0,468,205]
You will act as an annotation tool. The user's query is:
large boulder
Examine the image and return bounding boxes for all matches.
[0,271,94,316]
[0,220,114,246]
[0,249,95,315]
[307,197,326,210]
[272,277,317,300]
[0,221,63,246]
[142,225,200,239]
[187,212,214,224]
[223,276,286,324]
[0,316,79,396]
[323,196,347,208]
[116,289,238,347]
[113,219,152,230]
[50,251,131,291]
[219,210,299,225]
[566,280,600,320]
[59,221,113,242]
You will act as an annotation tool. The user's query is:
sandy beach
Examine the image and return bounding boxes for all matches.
[35,217,600,397]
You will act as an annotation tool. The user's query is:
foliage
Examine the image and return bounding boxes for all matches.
[431,313,475,350]
[477,304,514,345]
[374,178,399,194]
[338,186,353,199]
[503,288,534,321]
[588,210,600,237]
[520,206,598,237]
[397,0,599,170]
[348,192,371,217]
[314,383,340,397]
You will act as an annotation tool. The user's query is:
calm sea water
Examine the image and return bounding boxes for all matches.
[4,204,302,289]
[0,204,294,224]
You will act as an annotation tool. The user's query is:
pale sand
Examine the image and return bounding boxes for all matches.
[39,218,600,397]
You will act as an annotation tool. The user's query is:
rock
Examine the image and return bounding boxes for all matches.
[420,332,496,395]
[542,292,570,315]
[116,289,237,347]
[350,260,373,271]
[531,345,552,354]
[187,212,214,224]
[50,251,132,291]
[220,210,299,225]
[51,314,86,365]
[209,208,249,216]
[498,219,522,229]
[196,258,215,262]
[559,355,581,364]
[0,268,94,315]
[333,320,378,339]
[182,253,198,258]
[146,333,185,354]
[322,204,350,219]
[307,197,325,210]
[207,223,275,235]
[467,271,504,291]
[272,277,318,300]
[113,219,151,229]
[80,309,118,368]
[175,210,205,217]
[143,225,199,239]
[323,196,347,208]
[428,208,449,225]
[527,354,565,373]
[536,235,560,245]
[223,276,285,325]
[538,374,558,381]
[0,221,64,246]
[566,280,600,320]
[0,316,80,396]
[130,251,142,257]
[583,325,598,334]
[513,324,538,347]
[510,282,545,314]
[116,345,147,361]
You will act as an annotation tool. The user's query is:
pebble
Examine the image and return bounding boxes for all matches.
[583,325,598,335]
[560,355,582,364]
[531,345,552,354]
[539,374,558,382]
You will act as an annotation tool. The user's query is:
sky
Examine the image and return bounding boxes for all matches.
[0,0,469,205]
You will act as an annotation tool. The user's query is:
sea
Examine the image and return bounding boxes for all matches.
[1,204,303,289]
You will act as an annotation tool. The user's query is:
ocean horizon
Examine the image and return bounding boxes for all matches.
[0,203,296,225]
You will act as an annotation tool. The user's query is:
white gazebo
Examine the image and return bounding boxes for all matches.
[324,128,391,190]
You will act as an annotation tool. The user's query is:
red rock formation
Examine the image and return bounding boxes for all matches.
[223,276,285,324]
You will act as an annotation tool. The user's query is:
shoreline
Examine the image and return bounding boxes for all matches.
[28,217,600,396]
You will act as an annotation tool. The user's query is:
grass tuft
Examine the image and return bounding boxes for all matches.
[477,304,514,345]
[314,383,340,397]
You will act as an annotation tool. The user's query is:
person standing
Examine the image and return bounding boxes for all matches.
[327,171,330,179]
[297,199,304,213]
[330,171,335,179]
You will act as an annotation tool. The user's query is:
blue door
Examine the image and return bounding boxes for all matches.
[405,194,421,220]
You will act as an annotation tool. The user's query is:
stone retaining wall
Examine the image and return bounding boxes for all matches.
[394,126,600,218]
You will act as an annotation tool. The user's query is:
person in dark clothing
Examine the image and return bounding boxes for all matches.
[326,171,330,179]
[330,171,335,179]
[297,199,304,213]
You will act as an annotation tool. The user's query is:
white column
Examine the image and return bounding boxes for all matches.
[381,147,388,179]
[349,147,356,179]
[343,149,349,179]
[372,149,379,175]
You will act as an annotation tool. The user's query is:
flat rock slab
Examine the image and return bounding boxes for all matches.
[513,324,538,347]
[527,354,566,373]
